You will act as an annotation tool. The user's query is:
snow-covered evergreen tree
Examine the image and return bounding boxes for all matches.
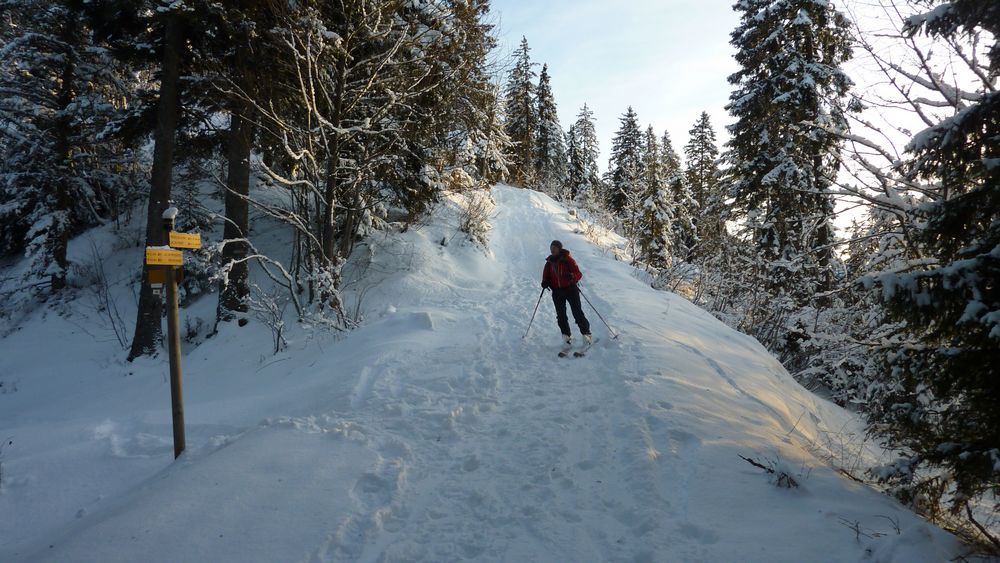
[660,131,697,259]
[684,112,724,259]
[0,0,136,294]
[433,1,511,188]
[725,0,852,301]
[471,81,513,186]
[533,64,568,197]
[503,37,538,187]
[867,0,1000,524]
[787,214,898,406]
[638,126,674,268]
[566,104,601,202]
[605,107,644,215]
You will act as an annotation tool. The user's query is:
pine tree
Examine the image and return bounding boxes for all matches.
[725,0,852,300]
[566,104,601,202]
[534,64,568,197]
[870,0,1000,526]
[659,130,681,174]
[606,107,644,215]
[425,0,509,188]
[638,126,674,267]
[0,0,135,294]
[91,0,189,360]
[471,81,513,186]
[684,112,724,259]
[661,131,697,259]
[503,37,538,187]
[566,126,581,196]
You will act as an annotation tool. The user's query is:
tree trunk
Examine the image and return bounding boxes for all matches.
[338,191,359,259]
[321,54,347,265]
[50,10,79,292]
[128,14,183,361]
[218,101,252,320]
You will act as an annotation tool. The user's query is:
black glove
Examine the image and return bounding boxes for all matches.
[541,281,550,290]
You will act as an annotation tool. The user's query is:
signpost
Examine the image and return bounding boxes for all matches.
[145,248,183,266]
[168,231,201,249]
[145,207,201,459]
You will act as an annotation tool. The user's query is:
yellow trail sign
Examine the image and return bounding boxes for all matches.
[168,231,201,249]
[146,248,183,266]
[147,267,183,284]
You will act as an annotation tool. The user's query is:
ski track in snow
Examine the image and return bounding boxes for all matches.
[1,185,964,563]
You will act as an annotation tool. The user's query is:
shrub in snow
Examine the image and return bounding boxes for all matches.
[458,191,494,248]
[739,453,806,489]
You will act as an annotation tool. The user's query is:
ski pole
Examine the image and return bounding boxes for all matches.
[523,287,546,339]
[578,286,619,340]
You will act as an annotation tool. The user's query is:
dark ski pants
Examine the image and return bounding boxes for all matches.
[551,286,590,337]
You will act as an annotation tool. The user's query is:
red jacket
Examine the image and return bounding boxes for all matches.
[542,249,583,289]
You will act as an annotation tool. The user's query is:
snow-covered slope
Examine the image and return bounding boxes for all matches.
[0,185,961,562]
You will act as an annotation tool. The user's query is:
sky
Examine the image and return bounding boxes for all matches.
[489,0,742,171]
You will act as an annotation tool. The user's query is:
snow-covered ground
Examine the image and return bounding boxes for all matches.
[0,185,962,562]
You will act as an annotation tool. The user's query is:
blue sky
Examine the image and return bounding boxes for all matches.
[489,1,742,171]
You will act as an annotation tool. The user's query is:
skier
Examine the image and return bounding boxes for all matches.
[541,240,592,347]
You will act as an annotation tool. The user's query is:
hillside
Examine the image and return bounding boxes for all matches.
[0,185,961,562]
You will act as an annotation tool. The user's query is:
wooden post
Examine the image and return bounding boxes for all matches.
[163,209,186,458]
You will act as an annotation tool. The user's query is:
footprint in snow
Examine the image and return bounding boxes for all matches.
[351,473,395,510]
[668,428,702,447]
[676,522,720,545]
[462,455,480,472]
[475,362,496,376]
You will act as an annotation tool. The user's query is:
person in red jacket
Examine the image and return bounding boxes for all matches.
[541,240,592,345]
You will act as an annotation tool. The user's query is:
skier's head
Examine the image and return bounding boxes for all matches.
[549,240,563,256]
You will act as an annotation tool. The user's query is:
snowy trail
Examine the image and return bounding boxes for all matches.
[311,188,642,560]
[3,185,962,562]
[319,186,685,561]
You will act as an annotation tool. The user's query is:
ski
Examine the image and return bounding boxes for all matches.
[558,337,600,358]
[573,337,600,357]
